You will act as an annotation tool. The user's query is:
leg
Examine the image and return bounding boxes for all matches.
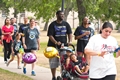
[7,55,15,66]
[31,50,36,76]
[7,40,12,59]
[51,68,57,79]
[49,57,59,80]
[16,53,21,69]
[3,40,8,62]
[23,62,27,74]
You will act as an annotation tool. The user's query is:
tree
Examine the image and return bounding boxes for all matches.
[0,0,9,16]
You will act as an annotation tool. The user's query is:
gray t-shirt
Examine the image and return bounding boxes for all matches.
[23,27,39,49]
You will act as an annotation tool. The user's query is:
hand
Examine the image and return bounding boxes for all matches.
[117,50,120,57]
[56,41,61,46]
[99,51,107,57]
[23,44,27,49]
[84,31,90,35]
[68,42,72,46]
[38,46,40,50]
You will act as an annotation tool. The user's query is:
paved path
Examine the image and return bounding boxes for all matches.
[0,57,60,80]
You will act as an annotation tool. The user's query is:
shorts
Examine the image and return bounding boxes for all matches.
[49,50,66,69]
[12,50,19,56]
[77,52,83,55]
[24,48,37,53]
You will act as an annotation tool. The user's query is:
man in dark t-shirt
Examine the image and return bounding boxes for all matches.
[10,18,18,40]
[47,10,72,80]
[19,17,29,41]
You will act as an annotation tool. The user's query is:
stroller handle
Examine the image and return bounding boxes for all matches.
[56,43,75,52]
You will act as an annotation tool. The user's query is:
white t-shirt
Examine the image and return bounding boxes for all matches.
[85,34,118,79]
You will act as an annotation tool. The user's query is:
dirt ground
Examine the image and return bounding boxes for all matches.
[38,30,120,80]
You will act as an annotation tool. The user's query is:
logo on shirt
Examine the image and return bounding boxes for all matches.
[101,44,115,53]
[15,43,21,51]
[29,31,35,40]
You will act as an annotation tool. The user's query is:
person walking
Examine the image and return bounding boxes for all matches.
[19,17,29,63]
[74,17,94,58]
[47,10,72,80]
[1,18,14,63]
[7,33,22,69]
[10,18,18,40]
[22,18,40,76]
[84,22,120,80]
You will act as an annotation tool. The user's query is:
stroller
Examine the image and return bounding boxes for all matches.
[56,44,89,80]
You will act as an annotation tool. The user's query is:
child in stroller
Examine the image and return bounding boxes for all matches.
[59,45,89,80]
[70,54,89,79]
[60,47,74,80]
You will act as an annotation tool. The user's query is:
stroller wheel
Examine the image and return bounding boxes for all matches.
[57,76,62,80]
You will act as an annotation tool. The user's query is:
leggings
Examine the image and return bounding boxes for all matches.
[90,75,116,80]
[3,40,12,61]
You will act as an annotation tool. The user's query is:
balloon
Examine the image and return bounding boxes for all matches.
[22,52,37,64]
[43,47,59,58]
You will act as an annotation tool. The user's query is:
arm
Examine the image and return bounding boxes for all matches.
[49,35,61,45]
[68,33,72,44]
[116,50,120,58]
[75,65,82,74]
[22,36,27,49]
[66,58,70,68]
[37,38,40,50]
[2,30,10,35]
[75,33,86,40]
[75,31,90,40]
[84,48,106,57]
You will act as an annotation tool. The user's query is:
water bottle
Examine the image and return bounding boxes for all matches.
[114,47,120,57]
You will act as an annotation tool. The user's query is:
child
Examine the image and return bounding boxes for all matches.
[70,54,89,74]
[61,47,73,70]
[7,33,23,69]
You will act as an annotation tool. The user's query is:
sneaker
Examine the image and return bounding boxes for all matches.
[4,61,7,64]
[52,77,56,80]
[6,62,9,66]
[23,67,26,74]
[31,71,36,76]
[18,66,21,69]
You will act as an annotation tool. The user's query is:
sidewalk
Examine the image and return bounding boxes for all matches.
[0,57,60,80]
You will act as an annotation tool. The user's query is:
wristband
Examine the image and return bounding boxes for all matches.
[97,53,101,56]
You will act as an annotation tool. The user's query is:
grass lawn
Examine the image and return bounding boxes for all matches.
[0,68,33,80]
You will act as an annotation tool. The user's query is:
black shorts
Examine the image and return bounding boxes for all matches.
[24,48,37,53]
[12,51,19,56]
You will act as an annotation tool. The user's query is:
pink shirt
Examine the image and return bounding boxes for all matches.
[2,25,14,40]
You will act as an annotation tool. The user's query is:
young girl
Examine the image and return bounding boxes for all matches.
[7,33,23,69]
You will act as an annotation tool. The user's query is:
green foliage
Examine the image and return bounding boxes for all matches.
[81,0,120,28]
[0,0,9,15]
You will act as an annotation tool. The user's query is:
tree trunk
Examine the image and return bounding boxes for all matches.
[64,2,73,21]
[76,0,86,25]
[43,21,49,31]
